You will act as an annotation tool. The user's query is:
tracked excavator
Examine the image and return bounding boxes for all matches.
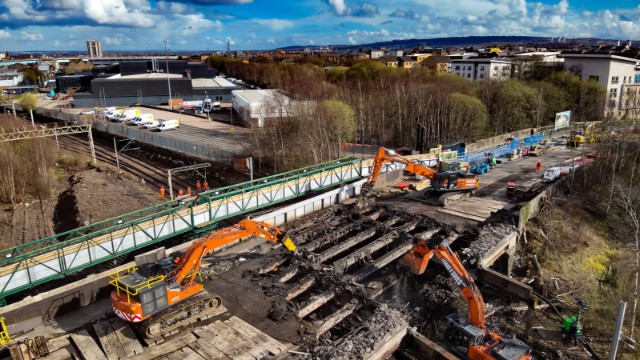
[402,237,532,360]
[360,147,479,205]
[110,219,296,337]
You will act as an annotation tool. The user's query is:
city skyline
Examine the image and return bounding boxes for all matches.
[0,0,639,52]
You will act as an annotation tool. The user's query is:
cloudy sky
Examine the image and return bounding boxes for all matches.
[0,0,639,52]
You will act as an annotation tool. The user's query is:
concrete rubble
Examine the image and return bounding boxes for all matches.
[462,223,517,265]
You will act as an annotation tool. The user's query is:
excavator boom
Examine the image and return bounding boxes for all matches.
[110,219,295,337]
[402,237,532,360]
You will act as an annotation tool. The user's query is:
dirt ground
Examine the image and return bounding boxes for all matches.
[0,164,159,249]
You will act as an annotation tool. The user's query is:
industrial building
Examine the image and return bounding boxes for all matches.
[86,40,103,58]
[73,74,239,108]
[71,60,236,108]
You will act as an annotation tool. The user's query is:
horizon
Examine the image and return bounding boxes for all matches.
[0,0,639,52]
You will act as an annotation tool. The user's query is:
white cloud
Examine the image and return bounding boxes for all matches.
[175,14,222,35]
[267,38,276,44]
[19,31,44,41]
[82,0,155,27]
[254,19,294,31]
[326,0,348,16]
[156,1,191,14]
[0,30,10,39]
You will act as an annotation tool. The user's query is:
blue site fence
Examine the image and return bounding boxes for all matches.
[457,132,548,165]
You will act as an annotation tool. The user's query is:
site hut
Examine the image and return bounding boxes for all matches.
[231,89,299,127]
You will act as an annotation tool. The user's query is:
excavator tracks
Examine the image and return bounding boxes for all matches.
[137,292,222,338]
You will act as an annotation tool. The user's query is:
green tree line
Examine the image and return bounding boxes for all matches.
[210,56,606,173]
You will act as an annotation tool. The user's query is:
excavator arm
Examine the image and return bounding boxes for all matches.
[364,147,436,192]
[169,219,294,287]
[402,239,486,330]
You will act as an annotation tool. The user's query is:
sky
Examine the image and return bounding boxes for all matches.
[0,0,639,52]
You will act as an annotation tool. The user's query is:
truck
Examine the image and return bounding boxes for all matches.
[180,100,203,113]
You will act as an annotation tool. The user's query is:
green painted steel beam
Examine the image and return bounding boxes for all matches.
[0,157,364,302]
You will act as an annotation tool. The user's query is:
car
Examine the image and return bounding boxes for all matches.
[157,119,179,131]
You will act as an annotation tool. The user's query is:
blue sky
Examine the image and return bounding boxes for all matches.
[0,0,639,52]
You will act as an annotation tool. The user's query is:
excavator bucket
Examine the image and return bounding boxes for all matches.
[282,237,297,252]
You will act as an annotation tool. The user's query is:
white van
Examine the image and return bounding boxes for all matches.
[102,107,116,115]
[107,110,123,120]
[212,101,221,112]
[141,119,159,129]
[157,120,179,132]
[131,113,153,126]
[115,109,140,122]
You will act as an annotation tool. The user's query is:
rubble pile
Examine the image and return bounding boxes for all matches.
[462,223,516,265]
[311,304,408,359]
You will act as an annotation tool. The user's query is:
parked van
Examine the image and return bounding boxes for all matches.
[131,113,153,126]
[102,107,116,115]
[115,109,140,122]
[212,101,221,112]
[157,120,179,132]
[107,110,123,120]
[141,119,159,129]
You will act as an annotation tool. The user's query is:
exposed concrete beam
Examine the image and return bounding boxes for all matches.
[351,242,414,283]
[296,291,335,319]
[332,219,419,274]
[405,328,458,360]
[286,278,317,301]
[476,268,533,303]
[314,303,357,339]
[364,326,407,360]
[479,231,517,270]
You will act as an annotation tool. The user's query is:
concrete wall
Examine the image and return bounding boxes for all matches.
[517,180,562,232]
[0,180,366,330]
[93,120,235,163]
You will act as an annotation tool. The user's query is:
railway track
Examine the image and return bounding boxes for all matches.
[54,133,206,191]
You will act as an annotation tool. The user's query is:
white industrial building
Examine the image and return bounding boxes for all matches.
[450,58,513,81]
[231,89,296,127]
[0,70,23,87]
[561,53,640,119]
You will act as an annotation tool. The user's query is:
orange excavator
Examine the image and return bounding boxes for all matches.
[402,237,532,360]
[361,147,479,205]
[110,219,296,337]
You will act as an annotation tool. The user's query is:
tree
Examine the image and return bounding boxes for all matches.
[19,93,39,112]
[323,99,356,157]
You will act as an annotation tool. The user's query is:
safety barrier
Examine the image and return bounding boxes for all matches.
[0,157,364,304]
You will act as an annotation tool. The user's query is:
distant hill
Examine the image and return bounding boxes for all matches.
[277,35,628,51]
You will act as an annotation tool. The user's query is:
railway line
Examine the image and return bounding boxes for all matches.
[54,133,210,192]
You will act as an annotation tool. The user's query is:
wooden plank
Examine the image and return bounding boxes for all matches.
[297,291,335,319]
[213,321,270,359]
[41,348,73,360]
[46,335,70,353]
[70,329,108,360]
[225,316,285,354]
[188,339,229,360]
[180,346,208,360]
[437,208,487,222]
[443,206,493,217]
[93,320,128,360]
[129,332,197,360]
[221,321,281,355]
[195,322,253,360]
[111,319,145,357]
[285,278,316,301]
[445,203,494,215]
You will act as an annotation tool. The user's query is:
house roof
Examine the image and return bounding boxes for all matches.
[429,56,451,63]
[559,53,639,64]
[378,56,399,63]
[400,57,416,62]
